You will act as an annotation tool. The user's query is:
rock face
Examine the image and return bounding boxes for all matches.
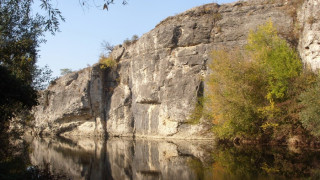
[33,65,106,137]
[298,0,320,69]
[33,0,319,139]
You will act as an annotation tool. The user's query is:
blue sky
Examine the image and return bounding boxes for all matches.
[36,0,236,77]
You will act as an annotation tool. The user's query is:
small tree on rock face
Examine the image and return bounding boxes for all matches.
[60,68,73,76]
[101,41,114,56]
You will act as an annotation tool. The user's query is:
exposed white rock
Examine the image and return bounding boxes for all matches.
[33,65,105,137]
[298,0,320,70]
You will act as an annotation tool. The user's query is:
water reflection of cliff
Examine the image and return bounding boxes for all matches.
[29,137,111,179]
[106,139,215,180]
[28,137,320,180]
[28,137,215,180]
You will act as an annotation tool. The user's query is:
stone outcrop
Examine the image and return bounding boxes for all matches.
[32,0,319,139]
[298,0,320,69]
[33,65,106,137]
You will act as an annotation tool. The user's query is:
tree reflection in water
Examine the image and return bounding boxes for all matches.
[21,137,320,180]
[210,144,320,180]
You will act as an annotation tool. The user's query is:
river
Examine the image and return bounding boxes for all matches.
[21,136,320,179]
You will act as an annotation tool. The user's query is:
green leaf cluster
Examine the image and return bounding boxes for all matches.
[207,21,308,140]
[0,0,63,132]
[299,80,320,137]
[247,21,302,102]
[208,49,266,139]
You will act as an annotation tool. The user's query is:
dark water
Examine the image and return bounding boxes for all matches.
[24,137,320,180]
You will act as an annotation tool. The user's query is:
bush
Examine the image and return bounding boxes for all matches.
[99,55,117,69]
[60,68,72,76]
[123,38,131,46]
[123,35,139,46]
[299,80,320,137]
[247,21,302,102]
[131,34,139,42]
[208,49,266,139]
[208,21,304,140]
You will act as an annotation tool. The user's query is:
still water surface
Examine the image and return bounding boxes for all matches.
[27,137,320,180]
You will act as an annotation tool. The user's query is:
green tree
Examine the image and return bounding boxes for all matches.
[208,49,267,139]
[246,21,302,102]
[33,65,54,90]
[0,0,127,128]
[0,0,63,130]
[208,21,303,140]
[0,1,64,178]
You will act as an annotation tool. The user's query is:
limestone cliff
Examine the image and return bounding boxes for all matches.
[33,0,320,139]
[33,65,106,137]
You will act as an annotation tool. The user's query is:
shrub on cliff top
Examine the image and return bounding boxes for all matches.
[99,55,117,69]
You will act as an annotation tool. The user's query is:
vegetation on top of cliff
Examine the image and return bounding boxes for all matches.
[123,34,139,46]
[206,21,319,143]
[60,68,73,76]
[99,55,117,69]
